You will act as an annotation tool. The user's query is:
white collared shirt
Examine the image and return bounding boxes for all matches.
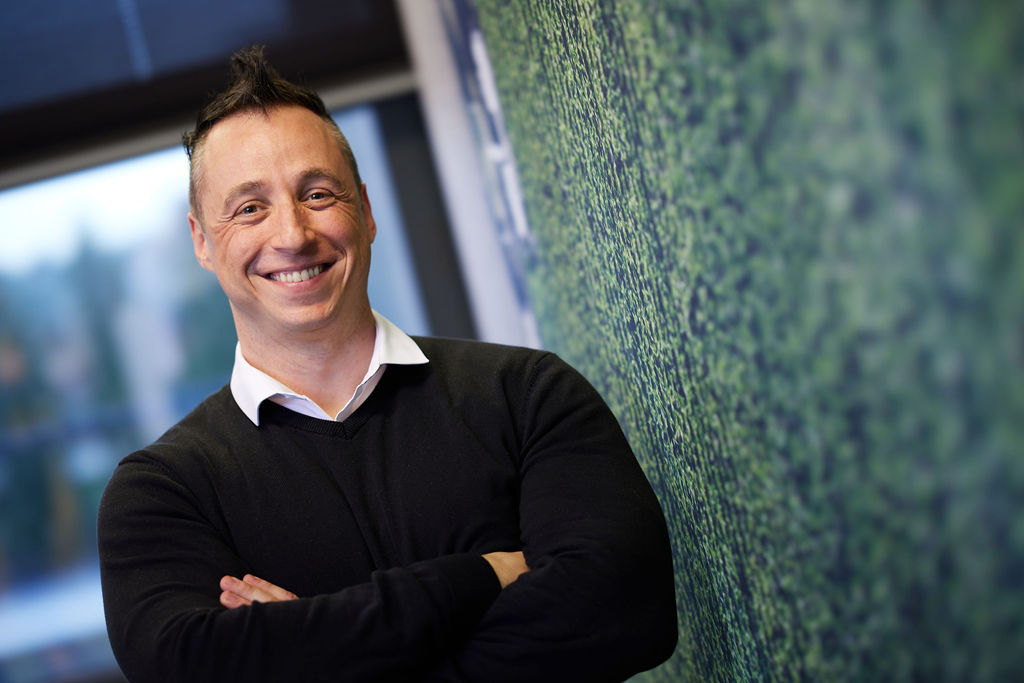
[230,310,429,426]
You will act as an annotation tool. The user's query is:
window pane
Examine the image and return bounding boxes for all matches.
[0,103,427,681]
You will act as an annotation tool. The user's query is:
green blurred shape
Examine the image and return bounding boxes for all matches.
[473,0,1024,680]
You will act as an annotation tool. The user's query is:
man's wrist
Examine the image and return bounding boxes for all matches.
[482,551,530,589]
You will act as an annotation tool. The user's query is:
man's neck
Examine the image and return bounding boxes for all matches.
[236,309,377,417]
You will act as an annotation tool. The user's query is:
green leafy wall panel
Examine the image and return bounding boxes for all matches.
[472,1,1024,680]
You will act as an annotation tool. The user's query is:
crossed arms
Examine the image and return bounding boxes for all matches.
[219,550,528,607]
[98,350,677,682]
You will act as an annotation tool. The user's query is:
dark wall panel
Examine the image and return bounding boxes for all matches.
[0,0,405,170]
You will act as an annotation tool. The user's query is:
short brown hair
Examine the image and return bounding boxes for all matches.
[183,45,361,215]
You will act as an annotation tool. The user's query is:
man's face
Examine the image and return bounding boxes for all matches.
[188,106,376,343]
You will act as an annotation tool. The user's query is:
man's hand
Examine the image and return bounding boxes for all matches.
[219,574,298,609]
[482,551,530,589]
[220,553,529,609]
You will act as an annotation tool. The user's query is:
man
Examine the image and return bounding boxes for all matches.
[98,46,677,682]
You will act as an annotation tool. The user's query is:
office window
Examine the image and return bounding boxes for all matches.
[0,103,429,683]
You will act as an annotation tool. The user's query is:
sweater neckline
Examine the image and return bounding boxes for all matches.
[254,364,403,439]
[257,401,369,438]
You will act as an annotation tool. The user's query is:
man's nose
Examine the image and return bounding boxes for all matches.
[270,202,313,251]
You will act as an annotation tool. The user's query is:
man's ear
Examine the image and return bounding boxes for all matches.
[188,213,215,273]
[359,183,377,243]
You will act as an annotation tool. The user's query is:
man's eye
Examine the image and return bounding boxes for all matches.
[239,205,259,215]
[306,191,335,202]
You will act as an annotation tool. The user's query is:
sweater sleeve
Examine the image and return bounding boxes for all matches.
[97,455,502,683]
[429,353,678,682]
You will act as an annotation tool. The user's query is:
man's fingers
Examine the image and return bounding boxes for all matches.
[219,587,249,608]
[219,574,297,610]
[242,573,298,601]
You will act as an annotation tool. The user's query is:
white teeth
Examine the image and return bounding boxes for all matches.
[270,264,323,283]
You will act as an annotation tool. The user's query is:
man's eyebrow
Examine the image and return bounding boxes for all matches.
[220,180,265,214]
[299,168,348,189]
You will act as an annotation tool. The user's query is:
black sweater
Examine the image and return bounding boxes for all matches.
[98,338,677,682]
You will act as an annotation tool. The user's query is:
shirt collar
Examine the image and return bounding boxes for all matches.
[230,310,428,425]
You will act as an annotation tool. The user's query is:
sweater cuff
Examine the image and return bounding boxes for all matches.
[420,553,503,634]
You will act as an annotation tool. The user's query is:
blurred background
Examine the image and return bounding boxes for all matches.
[0,2,534,680]
[1,1,1022,681]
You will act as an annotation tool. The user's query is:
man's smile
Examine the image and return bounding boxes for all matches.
[265,262,332,283]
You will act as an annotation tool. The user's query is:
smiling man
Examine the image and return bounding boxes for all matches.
[188,104,379,418]
[97,46,677,682]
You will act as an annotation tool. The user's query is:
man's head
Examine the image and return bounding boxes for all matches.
[184,45,361,218]
[184,47,377,348]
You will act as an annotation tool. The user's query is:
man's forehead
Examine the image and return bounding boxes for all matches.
[203,105,333,149]
[191,106,353,218]
[201,110,349,180]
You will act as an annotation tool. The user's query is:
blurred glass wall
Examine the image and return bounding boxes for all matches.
[0,104,427,683]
